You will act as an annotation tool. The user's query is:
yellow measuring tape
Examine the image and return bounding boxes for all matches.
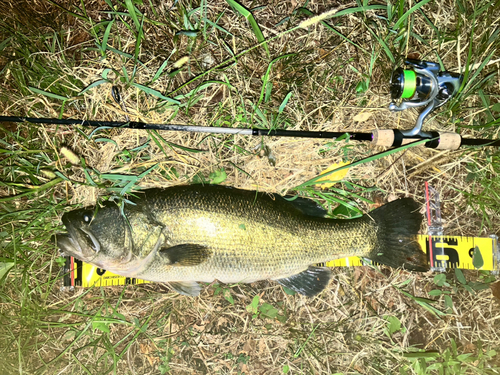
[63,235,499,288]
[326,235,498,270]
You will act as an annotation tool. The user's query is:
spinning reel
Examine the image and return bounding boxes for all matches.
[388,59,463,137]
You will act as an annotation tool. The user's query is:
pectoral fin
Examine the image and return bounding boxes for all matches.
[169,281,202,296]
[159,244,211,266]
[276,266,332,297]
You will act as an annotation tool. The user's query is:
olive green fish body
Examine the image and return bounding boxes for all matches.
[56,185,428,297]
[138,186,377,283]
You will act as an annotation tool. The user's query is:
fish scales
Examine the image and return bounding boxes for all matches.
[141,187,377,283]
[56,185,428,297]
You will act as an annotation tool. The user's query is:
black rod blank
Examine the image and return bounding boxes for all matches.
[0,115,498,147]
[0,116,372,141]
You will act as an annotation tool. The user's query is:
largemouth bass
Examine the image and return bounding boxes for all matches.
[56,185,428,297]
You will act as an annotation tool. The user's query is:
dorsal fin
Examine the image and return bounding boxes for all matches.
[282,195,328,217]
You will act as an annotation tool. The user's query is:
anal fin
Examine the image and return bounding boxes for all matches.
[169,281,202,296]
[276,266,332,297]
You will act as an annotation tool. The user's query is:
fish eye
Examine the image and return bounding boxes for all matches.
[82,212,93,223]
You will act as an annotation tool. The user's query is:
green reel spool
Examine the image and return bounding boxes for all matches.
[389,59,463,137]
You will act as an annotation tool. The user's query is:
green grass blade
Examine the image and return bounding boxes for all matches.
[151,59,171,83]
[0,178,63,203]
[205,18,234,37]
[106,46,135,60]
[259,53,295,105]
[366,27,394,63]
[125,0,142,32]
[78,79,109,96]
[28,87,68,102]
[278,92,293,114]
[392,0,432,31]
[225,0,269,57]
[173,80,233,101]
[131,82,181,104]
[45,0,89,21]
[134,15,145,64]
[100,19,115,55]
[329,4,387,18]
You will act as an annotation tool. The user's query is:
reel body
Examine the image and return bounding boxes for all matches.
[389,59,462,137]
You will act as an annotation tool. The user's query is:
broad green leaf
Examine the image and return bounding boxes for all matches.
[0,262,15,282]
[433,273,447,286]
[259,303,279,319]
[456,353,473,362]
[428,289,442,296]
[102,68,113,80]
[472,246,484,269]
[175,30,199,37]
[455,269,467,285]
[209,168,227,184]
[246,295,259,314]
[385,316,401,335]
[444,295,453,313]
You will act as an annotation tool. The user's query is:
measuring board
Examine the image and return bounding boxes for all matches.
[62,234,499,288]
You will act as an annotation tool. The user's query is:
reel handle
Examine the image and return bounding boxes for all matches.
[371,129,462,150]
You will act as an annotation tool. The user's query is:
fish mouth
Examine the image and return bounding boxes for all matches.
[54,232,82,258]
[56,213,102,259]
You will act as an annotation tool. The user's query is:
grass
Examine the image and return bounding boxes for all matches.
[1,0,500,374]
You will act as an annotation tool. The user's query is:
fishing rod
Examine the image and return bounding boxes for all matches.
[1,114,498,148]
[1,59,498,150]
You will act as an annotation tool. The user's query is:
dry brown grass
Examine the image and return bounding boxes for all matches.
[1,0,500,374]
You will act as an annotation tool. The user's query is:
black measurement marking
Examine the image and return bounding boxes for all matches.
[74,258,83,286]
[469,248,475,258]
[63,257,72,286]
[96,268,106,276]
[436,248,460,268]
[442,237,458,246]
[426,237,460,268]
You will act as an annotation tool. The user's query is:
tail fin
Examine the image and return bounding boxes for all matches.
[367,198,428,272]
